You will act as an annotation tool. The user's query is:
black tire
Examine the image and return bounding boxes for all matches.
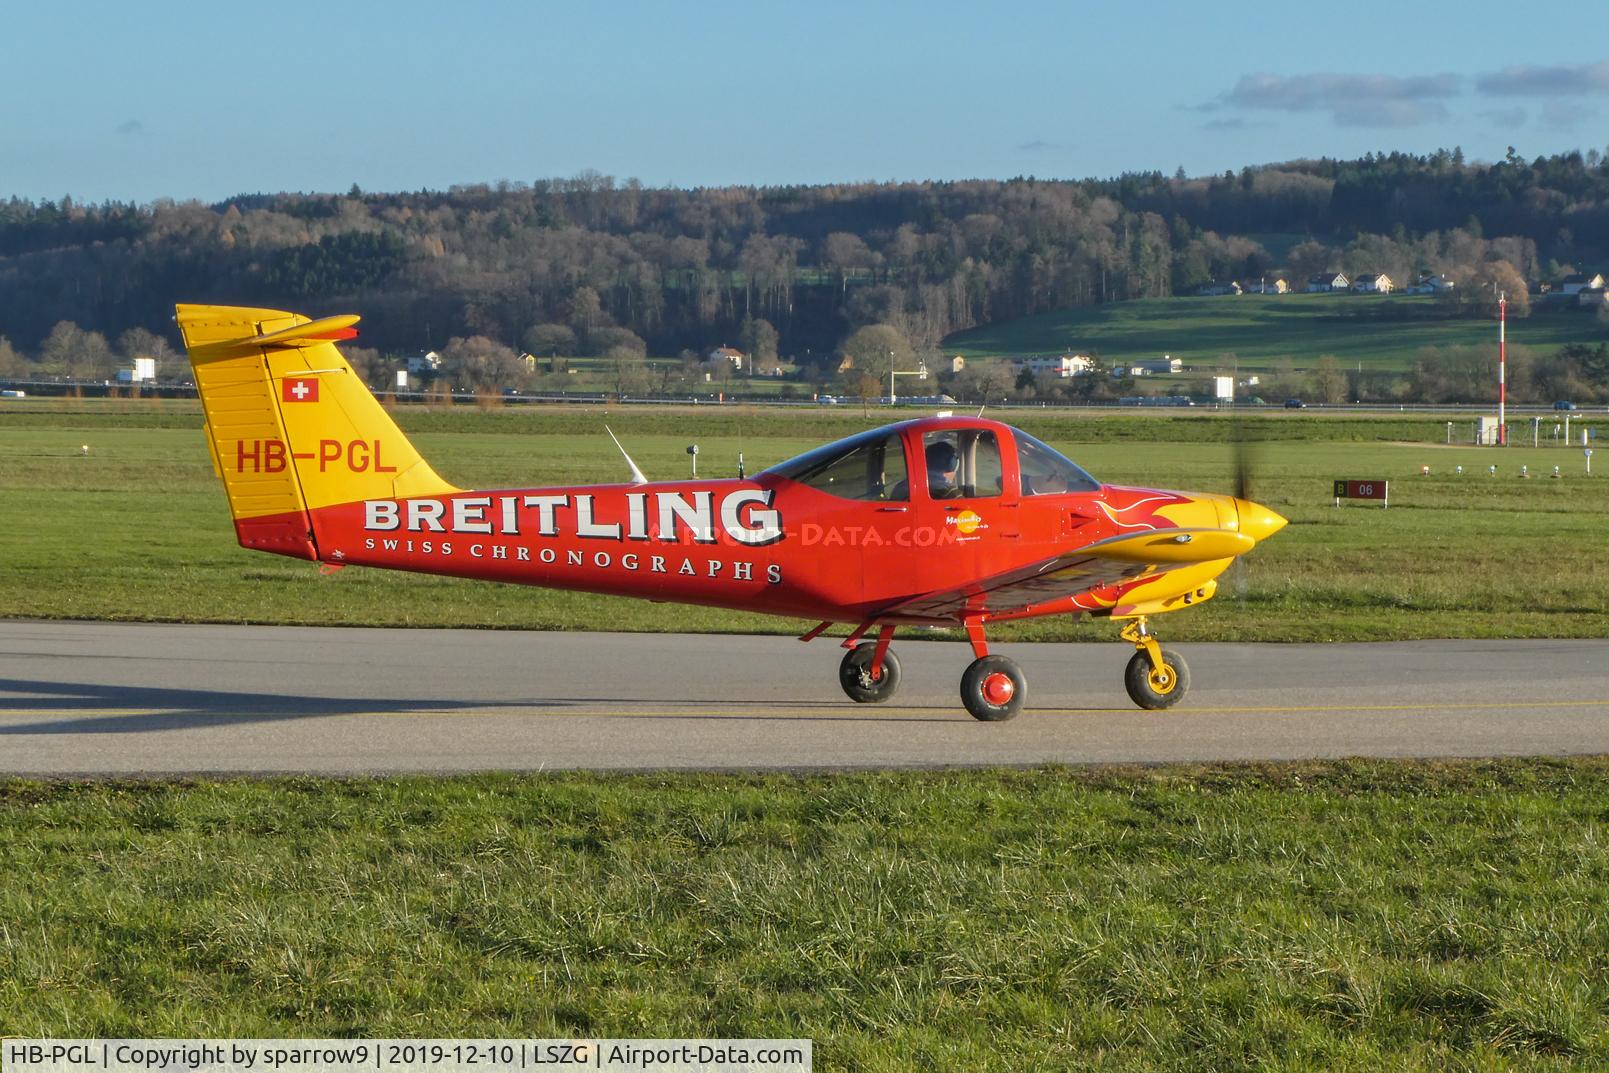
[1124,647,1190,710]
[839,642,901,703]
[960,655,1026,721]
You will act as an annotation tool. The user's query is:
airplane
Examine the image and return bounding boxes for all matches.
[176,303,1287,720]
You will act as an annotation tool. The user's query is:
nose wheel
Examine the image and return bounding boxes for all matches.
[1119,618,1190,709]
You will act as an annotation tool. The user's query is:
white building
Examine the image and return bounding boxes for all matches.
[1244,278,1289,294]
[1352,273,1394,294]
[1410,273,1456,295]
[407,351,442,375]
[115,357,157,383]
[1014,353,1096,378]
[1125,356,1183,376]
[706,346,745,371]
[1196,281,1242,296]
[1306,273,1349,293]
[1561,272,1606,295]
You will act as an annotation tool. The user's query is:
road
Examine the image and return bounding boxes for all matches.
[1,621,1604,775]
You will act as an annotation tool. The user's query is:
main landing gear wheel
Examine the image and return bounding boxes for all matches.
[961,655,1026,721]
[839,642,901,703]
[1124,647,1190,710]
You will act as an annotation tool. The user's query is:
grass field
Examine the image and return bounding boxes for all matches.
[946,292,1608,373]
[2,760,1604,1069]
[3,399,1606,641]
[6,401,1607,1067]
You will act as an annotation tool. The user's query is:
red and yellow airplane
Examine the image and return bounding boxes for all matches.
[177,304,1286,719]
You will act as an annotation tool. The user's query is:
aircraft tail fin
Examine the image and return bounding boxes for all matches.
[176,304,458,560]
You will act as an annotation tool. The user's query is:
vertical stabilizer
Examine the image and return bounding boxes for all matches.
[176,303,459,559]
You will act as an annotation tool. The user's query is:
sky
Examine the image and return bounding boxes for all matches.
[3,1,1607,204]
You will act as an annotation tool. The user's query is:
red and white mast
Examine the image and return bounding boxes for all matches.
[1498,292,1507,445]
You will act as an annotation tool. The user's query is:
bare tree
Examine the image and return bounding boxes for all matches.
[440,335,529,393]
[837,323,915,395]
[39,321,115,379]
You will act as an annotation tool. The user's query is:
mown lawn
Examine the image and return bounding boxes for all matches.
[2,760,1604,1070]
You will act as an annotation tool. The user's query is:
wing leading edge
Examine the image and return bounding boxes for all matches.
[876,528,1255,623]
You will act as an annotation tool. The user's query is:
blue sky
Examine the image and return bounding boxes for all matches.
[4,1,1606,204]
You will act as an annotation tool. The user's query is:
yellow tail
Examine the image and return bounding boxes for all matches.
[176,304,457,559]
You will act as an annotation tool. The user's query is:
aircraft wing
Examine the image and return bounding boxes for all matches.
[878,528,1254,621]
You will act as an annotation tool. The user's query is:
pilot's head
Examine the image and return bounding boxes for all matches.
[926,441,958,494]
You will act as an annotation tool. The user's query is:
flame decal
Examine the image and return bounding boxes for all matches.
[1095,489,1195,532]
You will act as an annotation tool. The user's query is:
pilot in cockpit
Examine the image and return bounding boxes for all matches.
[926,440,961,499]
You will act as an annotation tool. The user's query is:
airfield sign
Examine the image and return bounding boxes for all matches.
[1334,479,1388,508]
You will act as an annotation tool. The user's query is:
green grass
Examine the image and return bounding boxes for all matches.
[946,292,1608,373]
[2,760,1604,1069]
[3,400,1608,641]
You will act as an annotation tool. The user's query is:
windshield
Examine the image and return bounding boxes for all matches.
[763,427,909,501]
[1014,429,1100,494]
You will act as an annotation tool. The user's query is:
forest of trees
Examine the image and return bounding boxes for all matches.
[2,147,1608,395]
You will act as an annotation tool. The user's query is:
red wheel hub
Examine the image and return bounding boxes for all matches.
[981,671,1016,706]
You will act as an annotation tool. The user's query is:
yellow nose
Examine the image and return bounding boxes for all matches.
[1233,498,1288,543]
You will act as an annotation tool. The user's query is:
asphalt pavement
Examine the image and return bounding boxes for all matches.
[1,621,1604,775]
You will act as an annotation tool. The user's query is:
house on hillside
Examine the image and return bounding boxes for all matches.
[948,355,967,374]
[1014,353,1096,378]
[1244,278,1289,294]
[1306,273,1349,292]
[1196,281,1242,296]
[1561,272,1606,295]
[1410,273,1456,295]
[706,345,745,371]
[1352,273,1393,294]
[406,351,442,376]
[1128,356,1183,376]
[1578,288,1608,309]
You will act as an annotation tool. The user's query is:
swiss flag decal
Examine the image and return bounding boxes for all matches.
[282,377,319,403]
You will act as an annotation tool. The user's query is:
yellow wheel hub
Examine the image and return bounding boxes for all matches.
[1147,665,1178,693]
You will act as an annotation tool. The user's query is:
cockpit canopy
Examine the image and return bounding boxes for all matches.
[762,422,1098,502]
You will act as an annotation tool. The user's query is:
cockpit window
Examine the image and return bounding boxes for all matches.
[922,429,1002,499]
[763,428,908,501]
[1015,430,1100,494]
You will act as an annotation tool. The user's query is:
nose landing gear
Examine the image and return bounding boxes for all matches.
[1119,617,1190,710]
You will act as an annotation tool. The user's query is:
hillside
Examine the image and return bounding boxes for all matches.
[3,149,1609,383]
[945,292,1607,373]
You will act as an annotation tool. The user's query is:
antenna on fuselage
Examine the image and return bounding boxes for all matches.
[604,425,649,485]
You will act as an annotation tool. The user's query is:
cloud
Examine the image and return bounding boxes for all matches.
[115,119,144,136]
[1541,100,1598,130]
[1015,140,1057,153]
[1201,117,1270,131]
[1333,100,1451,127]
[1476,61,1609,96]
[1478,107,1529,130]
[1214,72,1460,127]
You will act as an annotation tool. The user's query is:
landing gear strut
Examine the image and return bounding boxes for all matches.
[839,627,900,703]
[959,618,1024,721]
[1119,617,1190,710]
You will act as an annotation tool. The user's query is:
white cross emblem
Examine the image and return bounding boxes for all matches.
[291,381,310,399]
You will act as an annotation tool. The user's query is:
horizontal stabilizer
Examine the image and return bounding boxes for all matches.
[244,315,362,348]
